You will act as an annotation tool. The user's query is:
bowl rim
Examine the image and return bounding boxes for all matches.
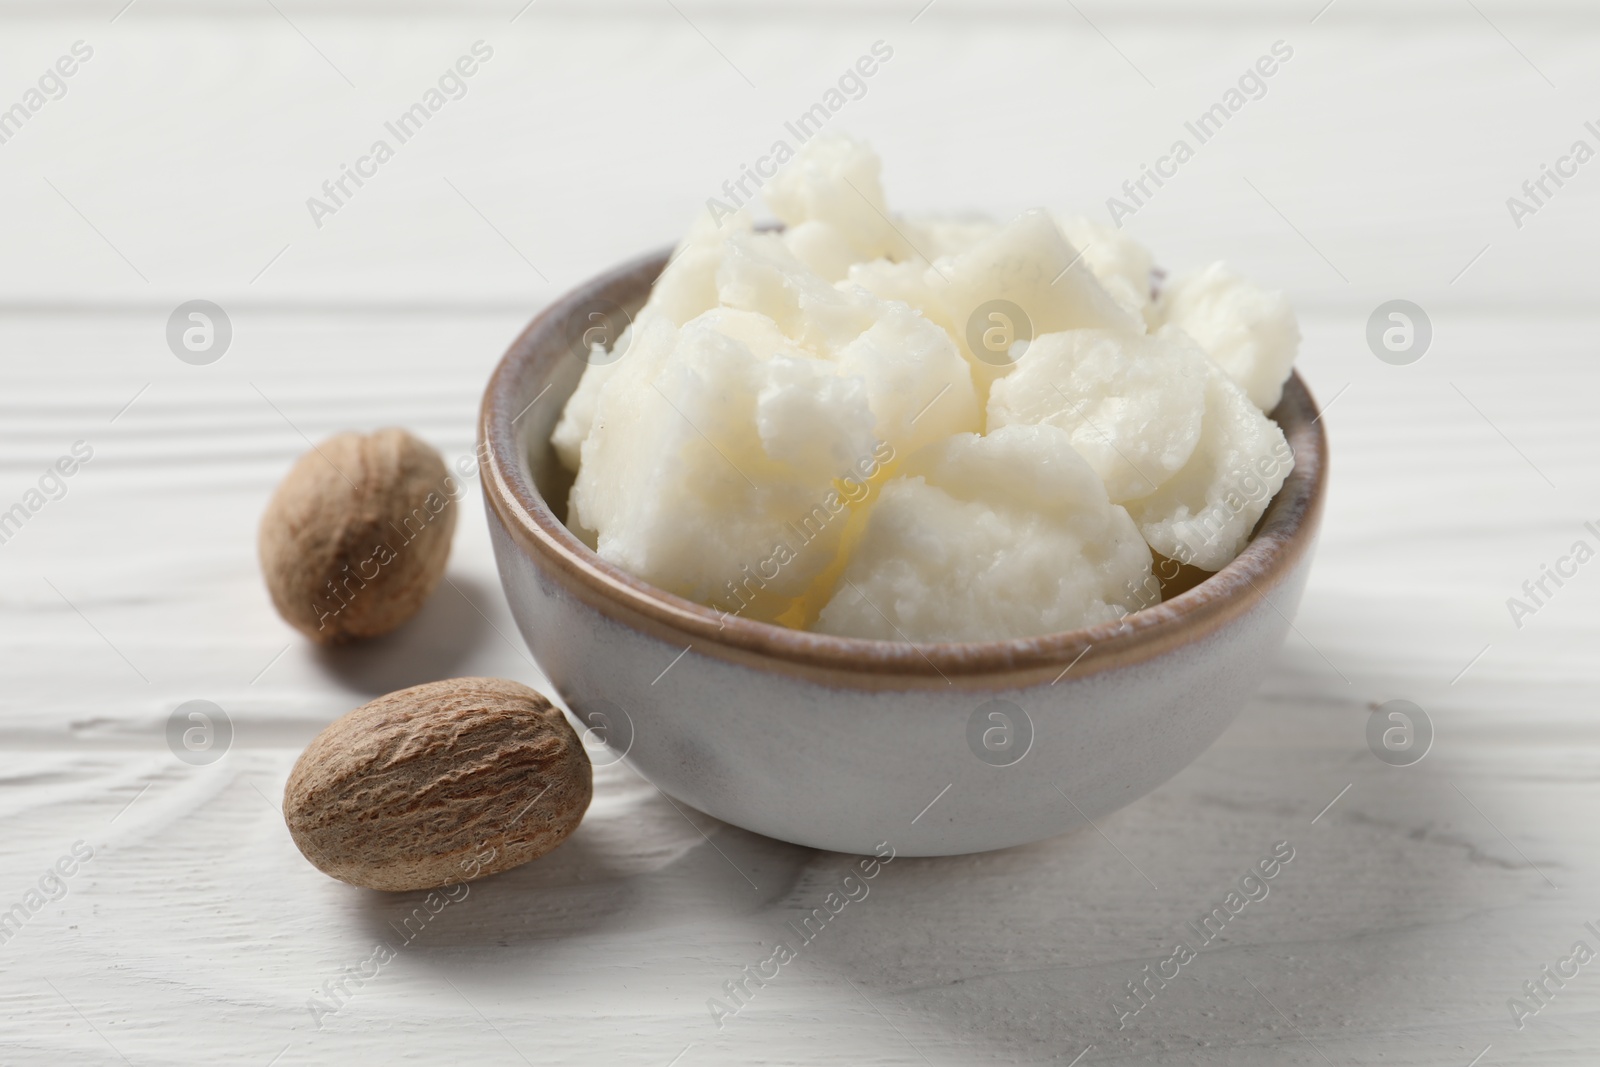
[479,247,1328,685]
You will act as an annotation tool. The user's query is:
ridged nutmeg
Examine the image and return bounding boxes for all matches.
[259,428,457,643]
[283,678,592,892]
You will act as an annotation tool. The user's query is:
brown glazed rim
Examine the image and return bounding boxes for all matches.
[480,248,1328,689]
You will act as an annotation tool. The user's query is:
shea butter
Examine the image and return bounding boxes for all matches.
[815,424,1154,642]
[553,133,1300,642]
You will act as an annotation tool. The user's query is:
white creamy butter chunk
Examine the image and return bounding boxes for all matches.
[1054,214,1157,324]
[756,353,879,481]
[815,424,1153,643]
[942,209,1144,388]
[558,312,681,538]
[845,257,951,329]
[648,207,754,326]
[986,326,1209,504]
[782,219,861,283]
[827,216,993,299]
[556,206,756,472]
[850,210,1144,393]
[1157,261,1299,412]
[1123,363,1294,571]
[720,230,980,459]
[764,132,896,263]
[551,337,623,473]
[570,308,882,620]
[897,215,998,260]
[834,304,982,457]
[717,230,880,354]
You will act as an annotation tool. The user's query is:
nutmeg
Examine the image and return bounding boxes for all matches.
[259,427,456,643]
[283,678,592,892]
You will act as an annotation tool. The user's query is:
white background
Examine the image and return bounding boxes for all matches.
[2,1,1597,1063]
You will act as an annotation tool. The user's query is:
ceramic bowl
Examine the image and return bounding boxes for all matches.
[479,248,1327,857]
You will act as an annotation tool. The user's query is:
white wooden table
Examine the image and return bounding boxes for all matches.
[4,2,1599,1063]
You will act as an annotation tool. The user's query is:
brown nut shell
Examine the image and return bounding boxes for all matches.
[283,677,592,892]
[259,427,457,644]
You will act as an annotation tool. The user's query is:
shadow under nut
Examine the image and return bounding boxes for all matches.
[259,427,458,644]
[283,677,593,892]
